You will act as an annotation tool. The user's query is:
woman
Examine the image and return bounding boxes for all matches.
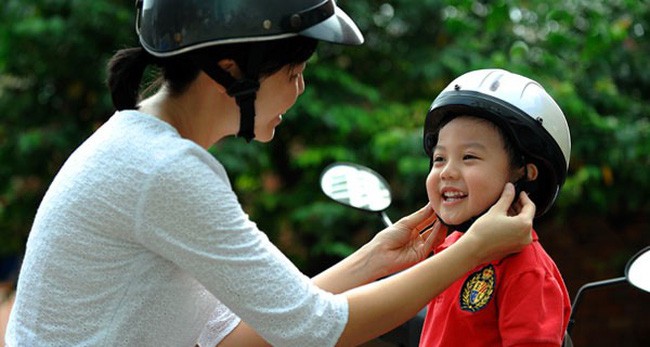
[6,1,535,346]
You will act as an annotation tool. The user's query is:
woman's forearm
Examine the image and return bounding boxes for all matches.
[336,234,482,346]
[218,240,472,347]
[312,242,382,294]
[220,234,482,347]
[220,184,533,347]
[314,205,442,294]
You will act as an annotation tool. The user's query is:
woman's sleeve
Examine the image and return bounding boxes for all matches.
[196,301,241,347]
[134,148,348,347]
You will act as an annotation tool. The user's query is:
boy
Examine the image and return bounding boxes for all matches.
[419,69,572,346]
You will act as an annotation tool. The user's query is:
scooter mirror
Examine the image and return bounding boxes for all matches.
[625,246,650,293]
[320,162,392,213]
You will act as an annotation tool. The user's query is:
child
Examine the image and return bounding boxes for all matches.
[419,68,572,346]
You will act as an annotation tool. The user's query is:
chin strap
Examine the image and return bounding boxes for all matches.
[436,213,481,233]
[227,79,259,142]
[190,49,263,143]
[438,176,537,233]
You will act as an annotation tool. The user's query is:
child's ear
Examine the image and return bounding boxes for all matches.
[526,163,539,181]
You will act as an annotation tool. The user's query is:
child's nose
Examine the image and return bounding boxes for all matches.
[440,161,460,180]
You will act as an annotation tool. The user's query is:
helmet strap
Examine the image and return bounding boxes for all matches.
[190,50,263,143]
[228,79,259,142]
[436,213,480,233]
[233,46,265,142]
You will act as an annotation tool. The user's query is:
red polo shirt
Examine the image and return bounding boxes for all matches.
[419,230,571,347]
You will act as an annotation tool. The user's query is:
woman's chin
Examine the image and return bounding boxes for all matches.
[254,131,275,143]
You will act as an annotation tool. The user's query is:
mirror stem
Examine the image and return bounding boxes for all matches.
[380,211,393,227]
[566,276,627,335]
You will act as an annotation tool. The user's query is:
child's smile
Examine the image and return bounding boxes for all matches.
[441,187,468,204]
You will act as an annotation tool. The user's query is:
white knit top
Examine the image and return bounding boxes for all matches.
[6,111,348,347]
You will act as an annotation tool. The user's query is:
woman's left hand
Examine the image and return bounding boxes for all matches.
[368,204,446,278]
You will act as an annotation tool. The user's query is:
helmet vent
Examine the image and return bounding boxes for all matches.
[490,80,500,91]
[290,14,302,29]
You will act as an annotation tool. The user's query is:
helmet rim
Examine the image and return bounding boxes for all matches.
[423,89,569,216]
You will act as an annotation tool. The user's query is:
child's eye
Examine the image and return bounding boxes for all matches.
[463,154,478,160]
[433,155,445,163]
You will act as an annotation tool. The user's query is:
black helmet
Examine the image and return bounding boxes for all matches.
[136,0,364,57]
[423,69,571,217]
[135,0,364,142]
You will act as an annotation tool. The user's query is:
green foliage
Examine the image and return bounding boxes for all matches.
[1,0,649,273]
[0,0,133,256]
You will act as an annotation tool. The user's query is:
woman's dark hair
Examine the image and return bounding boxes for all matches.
[106,36,318,110]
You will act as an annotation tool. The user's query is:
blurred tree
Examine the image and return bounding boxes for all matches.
[0,0,134,256]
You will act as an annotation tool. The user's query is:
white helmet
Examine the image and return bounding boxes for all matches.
[423,69,571,216]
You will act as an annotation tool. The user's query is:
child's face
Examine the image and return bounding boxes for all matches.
[426,116,518,226]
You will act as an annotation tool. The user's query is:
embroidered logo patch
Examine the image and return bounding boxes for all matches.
[460,264,496,312]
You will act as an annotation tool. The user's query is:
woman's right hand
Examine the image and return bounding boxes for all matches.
[460,182,535,264]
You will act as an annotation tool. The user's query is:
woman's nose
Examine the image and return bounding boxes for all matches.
[297,75,305,95]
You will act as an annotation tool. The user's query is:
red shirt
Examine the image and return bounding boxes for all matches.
[419,230,571,347]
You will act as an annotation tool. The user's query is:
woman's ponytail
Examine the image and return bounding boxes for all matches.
[106,47,152,110]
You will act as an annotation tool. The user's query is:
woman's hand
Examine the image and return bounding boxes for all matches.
[312,205,445,293]
[460,182,535,264]
[367,204,447,278]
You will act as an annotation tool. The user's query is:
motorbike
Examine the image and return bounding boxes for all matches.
[319,161,650,347]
